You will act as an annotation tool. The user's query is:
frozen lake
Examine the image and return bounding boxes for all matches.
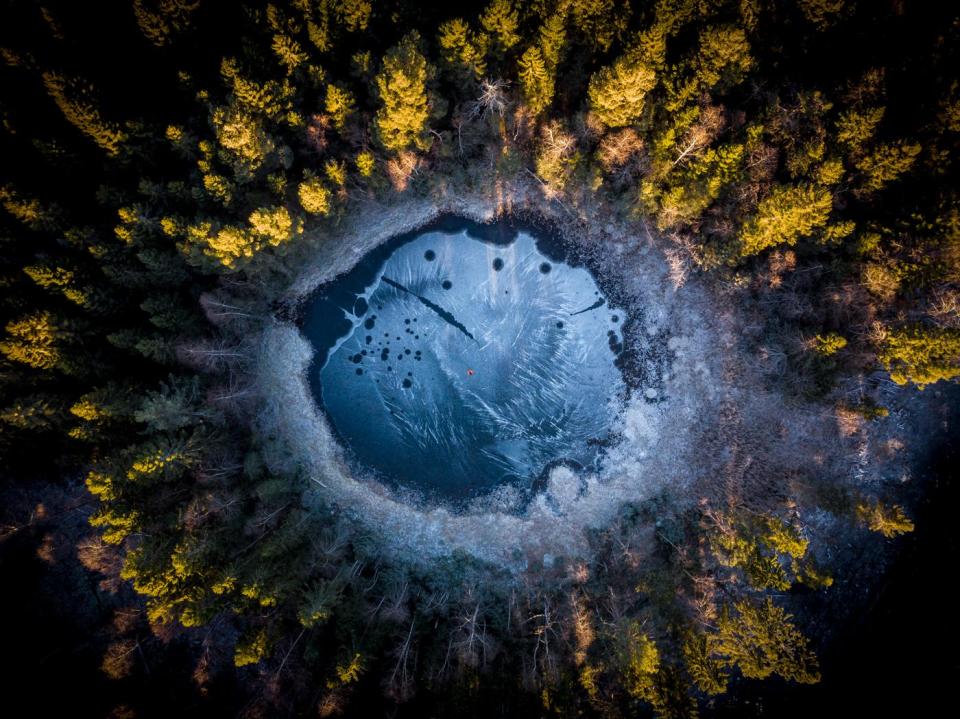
[301,218,628,504]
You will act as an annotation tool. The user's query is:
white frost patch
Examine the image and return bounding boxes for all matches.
[544,466,584,509]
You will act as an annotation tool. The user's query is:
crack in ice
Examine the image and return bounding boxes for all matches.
[381,275,477,342]
[570,297,606,316]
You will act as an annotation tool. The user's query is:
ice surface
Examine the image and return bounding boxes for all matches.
[303,224,628,503]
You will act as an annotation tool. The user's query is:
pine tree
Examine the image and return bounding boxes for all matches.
[667,25,754,111]
[234,628,271,667]
[135,375,212,432]
[518,46,554,115]
[856,499,915,537]
[655,142,746,229]
[211,105,276,180]
[325,160,347,187]
[24,262,111,313]
[219,58,296,120]
[0,394,65,431]
[683,632,728,695]
[0,185,61,231]
[374,32,432,153]
[797,0,848,30]
[355,150,375,177]
[0,311,73,372]
[835,106,885,153]
[438,19,487,90]
[587,45,658,128]
[298,176,332,215]
[247,206,303,247]
[537,11,567,71]
[479,0,520,60]
[185,206,303,270]
[133,0,200,47]
[696,25,754,92]
[272,33,309,74]
[737,184,833,257]
[303,0,332,52]
[140,294,198,333]
[621,623,661,702]
[325,84,356,131]
[333,0,372,33]
[88,507,141,545]
[534,121,579,194]
[69,383,139,440]
[569,0,626,53]
[41,73,127,156]
[855,141,921,194]
[813,332,847,356]
[878,325,960,387]
[713,598,820,684]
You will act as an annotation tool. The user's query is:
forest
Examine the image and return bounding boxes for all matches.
[0,1,958,717]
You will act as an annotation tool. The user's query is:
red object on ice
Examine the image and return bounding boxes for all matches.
[466,368,475,376]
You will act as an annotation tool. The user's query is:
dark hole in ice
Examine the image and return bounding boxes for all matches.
[301,216,628,505]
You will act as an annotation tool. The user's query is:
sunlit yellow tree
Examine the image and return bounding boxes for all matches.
[737,184,833,257]
[587,44,658,128]
[374,32,433,153]
[878,325,960,387]
[518,46,554,115]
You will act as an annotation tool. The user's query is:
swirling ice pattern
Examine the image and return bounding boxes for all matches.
[315,229,627,502]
